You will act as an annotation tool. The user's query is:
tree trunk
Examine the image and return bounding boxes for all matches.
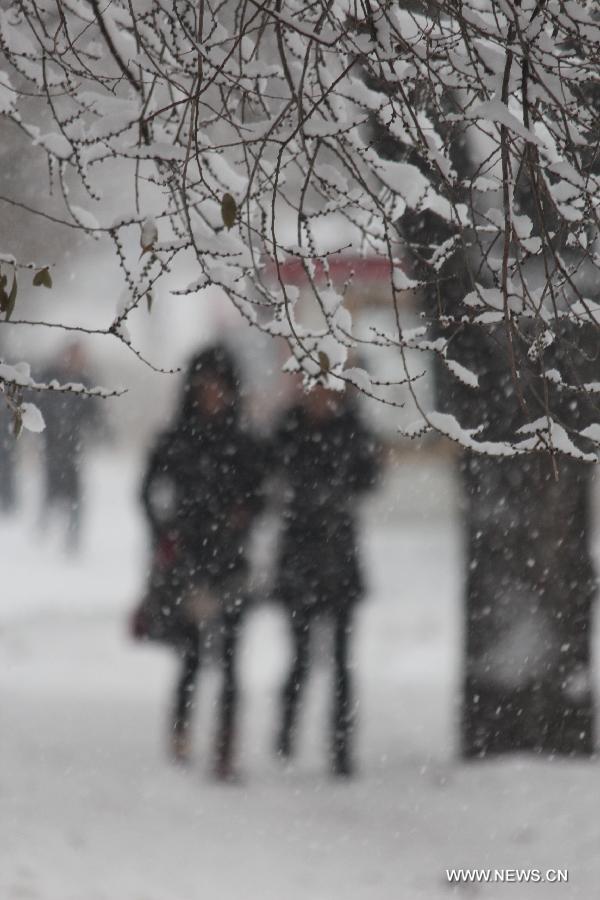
[372,51,598,757]
[460,453,595,757]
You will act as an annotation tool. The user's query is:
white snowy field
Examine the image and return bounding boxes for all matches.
[1,453,600,900]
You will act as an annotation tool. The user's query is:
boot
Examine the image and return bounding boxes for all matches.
[331,744,355,778]
[275,722,294,760]
[331,724,355,778]
[213,725,238,782]
[170,728,191,765]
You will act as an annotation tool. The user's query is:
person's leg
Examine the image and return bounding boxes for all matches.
[214,606,242,779]
[331,606,355,776]
[171,629,201,762]
[277,607,311,759]
[39,464,57,535]
[0,439,16,512]
[64,465,82,554]
[66,495,81,553]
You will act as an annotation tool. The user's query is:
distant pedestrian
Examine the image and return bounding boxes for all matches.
[271,384,380,776]
[0,403,17,513]
[133,344,265,780]
[37,341,100,552]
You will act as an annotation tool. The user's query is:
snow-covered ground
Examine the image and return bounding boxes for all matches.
[1,453,599,899]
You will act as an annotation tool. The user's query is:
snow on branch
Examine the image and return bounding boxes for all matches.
[1,0,599,455]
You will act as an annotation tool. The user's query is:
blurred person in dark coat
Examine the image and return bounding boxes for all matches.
[0,331,19,512]
[135,344,265,779]
[271,382,380,777]
[37,340,101,552]
[0,402,17,513]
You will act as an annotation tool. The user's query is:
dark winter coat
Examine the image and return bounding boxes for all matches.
[141,347,265,587]
[135,346,267,647]
[38,366,100,500]
[142,415,264,582]
[272,398,379,612]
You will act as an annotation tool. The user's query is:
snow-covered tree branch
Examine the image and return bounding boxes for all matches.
[1,0,599,454]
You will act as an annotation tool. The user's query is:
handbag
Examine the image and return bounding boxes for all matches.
[129,533,223,647]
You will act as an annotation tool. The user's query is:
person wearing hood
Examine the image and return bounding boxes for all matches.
[134,344,265,780]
